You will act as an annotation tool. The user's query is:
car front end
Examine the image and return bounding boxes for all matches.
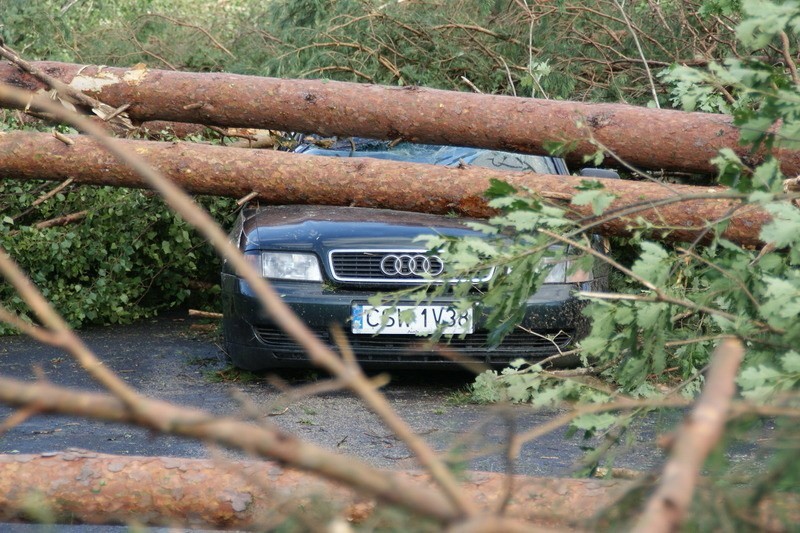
[221,205,599,370]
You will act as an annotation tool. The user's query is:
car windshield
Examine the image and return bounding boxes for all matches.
[294,138,564,174]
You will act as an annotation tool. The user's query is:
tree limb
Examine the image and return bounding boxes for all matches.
[632,338,746,533]
[0,375,461,523]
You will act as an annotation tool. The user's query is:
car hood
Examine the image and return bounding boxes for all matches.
[241,205,485,252]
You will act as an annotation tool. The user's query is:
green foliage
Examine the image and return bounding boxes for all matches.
[434,6,800,505]
[0,0,744,102]
[571,181,617,216]
[0,180,236,333]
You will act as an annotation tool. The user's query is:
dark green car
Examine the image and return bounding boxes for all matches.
[221,140,609,370]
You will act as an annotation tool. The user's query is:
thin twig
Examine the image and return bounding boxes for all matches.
[31,178,74,208]
[495,408,517,515]
[510,397,691,456]
[136,13,236,59]
[0,405,40,437]
[188,309,222,319]
[460,76,483,93]
[612,0,660,107]
[52,130,74,145]
[235,191,259,206]
[0,305,57,344]
[779,31,800,86]
[33,210,88,229]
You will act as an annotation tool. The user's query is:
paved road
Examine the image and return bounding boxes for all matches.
[0,313,781,533]
[0,313,670,478]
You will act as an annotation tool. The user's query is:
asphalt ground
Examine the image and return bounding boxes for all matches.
[0,313,775,531]
[0,312,672,476]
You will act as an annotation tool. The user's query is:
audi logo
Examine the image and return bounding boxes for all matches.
[380,254,445,277]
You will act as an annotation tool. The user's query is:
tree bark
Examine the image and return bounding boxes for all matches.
[2,60,798,176]
[0,452,796,531]
[0,451,630,530]
[0,131,773,247]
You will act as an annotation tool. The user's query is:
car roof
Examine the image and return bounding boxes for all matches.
[293,137,569,175]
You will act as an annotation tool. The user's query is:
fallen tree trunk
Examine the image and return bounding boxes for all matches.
[0,452,629,530]
[0,452,796,531]
[0,131,772,247]
[2,60,798,176]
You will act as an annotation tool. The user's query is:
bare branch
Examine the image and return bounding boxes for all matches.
[31,177,74,208]
[188,309,223,319]
[633,338,746,533]
[780,31,800,86]
[33,210,88,229]
[611,0,660,108]
[136,13,237,59]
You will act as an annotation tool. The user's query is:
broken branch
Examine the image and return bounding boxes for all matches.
[633,338,746,533]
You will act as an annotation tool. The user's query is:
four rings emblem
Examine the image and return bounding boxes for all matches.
[380,254,444,277]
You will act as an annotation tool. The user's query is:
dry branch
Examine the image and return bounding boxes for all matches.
[188,308,223,319]
[633,338,746,533]
[2,60,799,176]
[31,178,74,207]
[33,210,88,229]
[0,131,776,247]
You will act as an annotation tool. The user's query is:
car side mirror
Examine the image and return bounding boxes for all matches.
[579,168,620,179]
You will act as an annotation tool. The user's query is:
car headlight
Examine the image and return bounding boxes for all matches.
[541,248,593,284]
[246,252,323,281]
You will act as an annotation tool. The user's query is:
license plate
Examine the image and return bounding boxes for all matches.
[351,304,473,335]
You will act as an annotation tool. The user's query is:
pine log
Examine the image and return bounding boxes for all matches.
[2,60,798,176]
[0,131,772,247]
[0,452,631,530]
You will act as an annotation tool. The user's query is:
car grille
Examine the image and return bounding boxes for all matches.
[253,326,572,364]
[329,249,491,285]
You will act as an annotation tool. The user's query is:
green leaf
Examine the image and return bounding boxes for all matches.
[571,189,617,216]
[572,412,617,432]
[781,351,800,373]
[485,179,517,199]
[631,242,671,285]
[759,276,800,328]
[760,203,800,247]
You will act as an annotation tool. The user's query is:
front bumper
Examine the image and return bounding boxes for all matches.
[221,273,590,370]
